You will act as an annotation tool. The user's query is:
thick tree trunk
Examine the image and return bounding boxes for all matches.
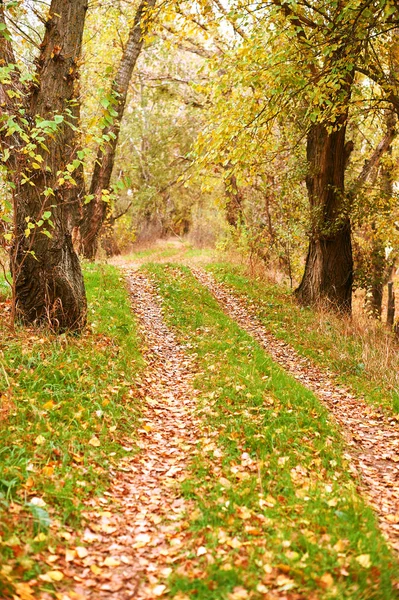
[78,0,156,260]
[295,122,353,312]
[8,0,88,330]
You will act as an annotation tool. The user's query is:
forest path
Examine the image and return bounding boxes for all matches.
[192,267,399,555]
[67,270,199,599]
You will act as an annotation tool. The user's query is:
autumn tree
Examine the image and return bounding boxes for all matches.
[0,0,88,330]
[77,0,156,260]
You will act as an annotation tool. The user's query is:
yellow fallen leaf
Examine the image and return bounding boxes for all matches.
[356,554,371,568]
[386,514,399,523]
[39,570,64,582]
[103,556,121,567]
[43,400,55,410]
[14,583,35,600]
[33,532,47,542]
[90,564,102,575]
[14,582,36,600]
[65,549,76,562]
[237,506,252,520]
[88,436,100,447]
[35,435,46,445]
[133,532,151,548]
[42,465,54,477]
[75,546,88,559]
[333,539,347,552]
[152,584,167,597]
[25,477,34,488]
[197,546,207,556]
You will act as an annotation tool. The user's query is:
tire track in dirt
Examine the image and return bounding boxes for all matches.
[63,270,199,599]
[192,267,399,555]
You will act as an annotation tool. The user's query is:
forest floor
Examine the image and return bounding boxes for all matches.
[1,243,399,599]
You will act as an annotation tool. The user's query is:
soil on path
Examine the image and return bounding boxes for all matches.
[64,270,199,599]
[193,267,399,555]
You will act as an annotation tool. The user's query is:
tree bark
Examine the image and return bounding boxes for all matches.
[78,0,156,260]
[225,172,243,228]
[295,121,353,313]
[387,281,395,328]
[3,0,88,330]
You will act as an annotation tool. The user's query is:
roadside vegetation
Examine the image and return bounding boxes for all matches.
[147,263,398,600]
[0,265,143,597]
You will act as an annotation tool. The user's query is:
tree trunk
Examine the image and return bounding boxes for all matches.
[101,221,122,257]
[362,111,396,318]
[295,122,353,313]
[225,172,243,228]
[78,0,156,260]
[5,0,88,330]
[387,281,395,328]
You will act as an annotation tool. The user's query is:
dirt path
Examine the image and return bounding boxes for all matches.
[192,267,399,554]
[65,270,199,599]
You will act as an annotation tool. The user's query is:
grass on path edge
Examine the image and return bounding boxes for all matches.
[0,264,143,598]
[206,263,399,415]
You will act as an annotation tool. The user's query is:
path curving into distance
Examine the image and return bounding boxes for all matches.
[192,267,399,555]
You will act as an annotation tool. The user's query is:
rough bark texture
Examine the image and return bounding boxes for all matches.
[78,0,156,260]
[5,0,88,330]
[295,122,353,313]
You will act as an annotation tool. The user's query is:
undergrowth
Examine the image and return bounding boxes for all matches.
[0,264,143,597]
[147,263,398,600]
[207,263,399,414]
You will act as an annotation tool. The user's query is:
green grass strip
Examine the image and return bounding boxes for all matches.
[206,263,399,414]
[0,264,143,593]
[146,263,398,600]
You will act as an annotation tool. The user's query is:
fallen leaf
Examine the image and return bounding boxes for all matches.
[75,546,88,559]
[197,546,207,556]
[35,435,46,445]
[42,465,54,477]
[356,554,371,568]
[88,436,100,447]
[319,573,334,589]
[65,549,76,562]
[43,400,55,410]
[30,496,46,507]
[133,532,151,548]
[103,556,121,567]
[39,570,64,582]
[219,476,232,489]
[91,564,102,575]
[152,584,167,596]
